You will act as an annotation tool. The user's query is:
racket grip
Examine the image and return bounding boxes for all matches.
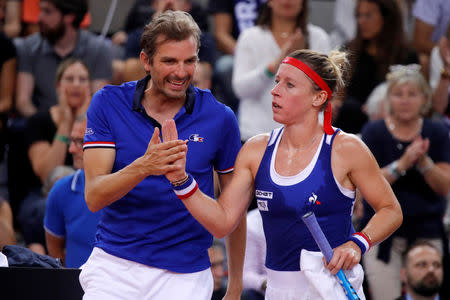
[302,211,333,262]
[302,211,361,300]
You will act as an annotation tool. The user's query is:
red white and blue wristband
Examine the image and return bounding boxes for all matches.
[172,174,198,200]
[350,232,371,255]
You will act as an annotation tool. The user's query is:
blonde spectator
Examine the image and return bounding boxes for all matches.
[18,58,91,255]
[361,64,450,300]
[27,58,91,183]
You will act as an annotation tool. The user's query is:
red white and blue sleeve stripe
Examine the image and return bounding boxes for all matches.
[83,141,116,150]
[216,166,234,174]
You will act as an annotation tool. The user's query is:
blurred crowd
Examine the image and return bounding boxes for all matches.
[0,0,449,299]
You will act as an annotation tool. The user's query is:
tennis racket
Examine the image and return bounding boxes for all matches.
[302,211,361,300]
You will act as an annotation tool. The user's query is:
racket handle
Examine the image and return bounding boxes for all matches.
[302,211,333,262]
[302,211,361,300]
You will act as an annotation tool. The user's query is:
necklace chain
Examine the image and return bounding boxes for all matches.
[272,30,290,39]
[388,118,422,135]
[388,118,423,150]
[291,133,319,151]
[280,32,289,38]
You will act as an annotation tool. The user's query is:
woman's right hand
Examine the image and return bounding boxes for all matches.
[270,29,306,74]
[281,29,305,57]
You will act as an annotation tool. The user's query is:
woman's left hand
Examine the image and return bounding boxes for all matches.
[324,241,361,275]
[415,137,430,162]
[162,119,188,183]
[398,136,429,171]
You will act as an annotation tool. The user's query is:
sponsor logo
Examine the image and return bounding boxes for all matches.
[257,200,269,211]
[255,190,273,199]
[308,192,321,205]
[189,134,204,142]
[85,128,94,135]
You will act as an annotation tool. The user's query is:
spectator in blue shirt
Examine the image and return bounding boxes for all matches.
[44,114,100,268]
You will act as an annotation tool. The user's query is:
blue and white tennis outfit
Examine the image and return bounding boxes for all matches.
[255,127,365,299]
[79,76,241,300]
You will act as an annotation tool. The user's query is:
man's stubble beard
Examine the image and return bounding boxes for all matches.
[39,21,66,44]
[409,273,442,297]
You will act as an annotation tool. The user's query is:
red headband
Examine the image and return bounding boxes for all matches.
[281,57,334,135]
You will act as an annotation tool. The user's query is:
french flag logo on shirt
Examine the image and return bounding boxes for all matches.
[308,192,321,205]
[189,134,204,142]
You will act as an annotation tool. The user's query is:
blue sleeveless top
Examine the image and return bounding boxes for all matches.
[254,127,356,271]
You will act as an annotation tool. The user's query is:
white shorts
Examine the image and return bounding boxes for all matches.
[79,247,213,300]
[265,250,365,300]
[265,269,310,300]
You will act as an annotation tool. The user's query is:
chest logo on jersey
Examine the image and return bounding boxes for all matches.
[255,190,273,199]
[189,134,204,142]
[308,192,321,205]
[257,200,269,211]
[85,128,94,135]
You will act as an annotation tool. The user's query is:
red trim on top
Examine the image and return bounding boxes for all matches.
[84,141,115,145]
[281,57,335,135]
[217,166,234,174]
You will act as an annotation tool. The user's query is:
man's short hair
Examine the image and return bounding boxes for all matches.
[140,10,201,63]
[41,0,88,28]
[402,240,442,266]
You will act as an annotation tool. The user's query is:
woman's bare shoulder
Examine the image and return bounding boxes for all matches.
[245,133,271,148]
[333,131,376,164]
[238,133,271,172]
[334,131,367,151]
